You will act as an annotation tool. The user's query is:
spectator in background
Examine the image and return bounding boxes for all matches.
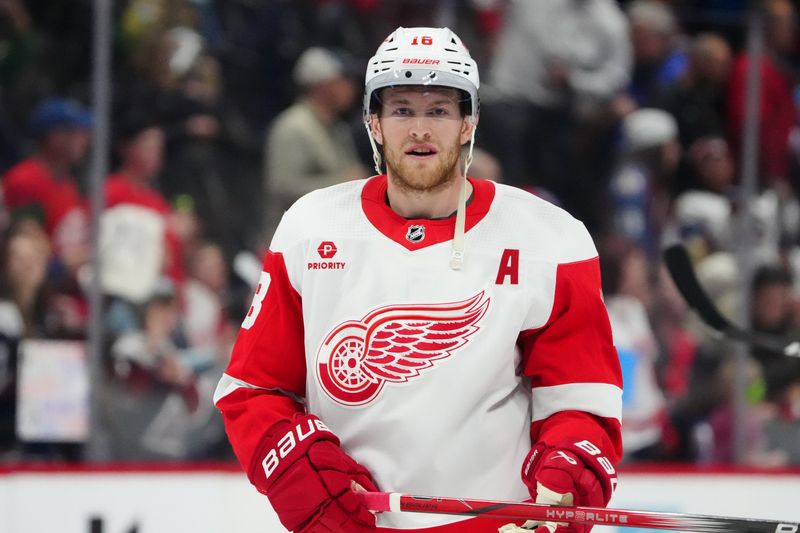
[263,46,368,240]
[727,0,797,187]
[599,235,668,461]
[181,242,238,461]
[698,257,800,466]
[483,0,631,231]
[749,264,800,402]
[101,113,186,340]
[182,240,229,351]
[0,225,48,456]
[609,108,681,259]
[0,224,50,338]
[706,357,782,466]
[666,258,798,464]
[0,222,79,457]
[104,278,201,460]
[652,260,701,460]
[107,117,168,211]
[627,0,687,107]
[106,114,184,286]
[104,271,232,461]
[670,136,735,256]
[655,33,732,165]
[2,97,91,274]
[488,0,631,120]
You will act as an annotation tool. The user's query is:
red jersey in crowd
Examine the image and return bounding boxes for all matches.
[104,173,185,285]
[727,52,795,183]
[105,173,170,214]
[2,157,89,258]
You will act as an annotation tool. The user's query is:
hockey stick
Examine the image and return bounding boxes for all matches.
[662,243,800,357]
[359,491,799,533]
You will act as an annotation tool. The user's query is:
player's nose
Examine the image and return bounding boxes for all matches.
[408,117,432,140]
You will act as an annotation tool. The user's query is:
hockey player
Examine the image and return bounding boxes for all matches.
[215,27,623,533]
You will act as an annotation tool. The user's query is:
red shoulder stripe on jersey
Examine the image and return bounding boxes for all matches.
[361,175,495,251]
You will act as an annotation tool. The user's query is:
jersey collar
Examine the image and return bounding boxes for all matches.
[361,175,495,251]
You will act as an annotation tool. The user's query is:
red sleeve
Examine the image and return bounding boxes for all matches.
[518,257,623,462]
[216,250,307,472]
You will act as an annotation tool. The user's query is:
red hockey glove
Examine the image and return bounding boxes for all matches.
[501,438,617,533]
[250,414,378,533]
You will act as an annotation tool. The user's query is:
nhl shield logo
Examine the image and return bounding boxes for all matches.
[406,225,425,243]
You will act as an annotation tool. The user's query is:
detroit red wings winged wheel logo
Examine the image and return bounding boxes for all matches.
[316,292,490,406]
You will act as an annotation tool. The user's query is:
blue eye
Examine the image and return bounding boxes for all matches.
[392,107,413,116]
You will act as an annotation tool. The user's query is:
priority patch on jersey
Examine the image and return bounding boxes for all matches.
[315,292,490,406]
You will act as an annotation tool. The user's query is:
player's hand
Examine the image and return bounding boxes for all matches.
[499,440,616,533]
[252,414,378,533]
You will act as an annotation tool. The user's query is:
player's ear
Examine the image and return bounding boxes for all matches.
[370,114,384,145]
[459,116,476,145]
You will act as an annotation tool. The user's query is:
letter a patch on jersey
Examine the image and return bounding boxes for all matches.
[315,292,490,406]
[495,249,519,285]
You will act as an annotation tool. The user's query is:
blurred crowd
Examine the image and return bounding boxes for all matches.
[2,0,800,467]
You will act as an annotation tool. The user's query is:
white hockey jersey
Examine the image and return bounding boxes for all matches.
[215,176,623,531]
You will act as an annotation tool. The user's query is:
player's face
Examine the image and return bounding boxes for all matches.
[371,87,474,193]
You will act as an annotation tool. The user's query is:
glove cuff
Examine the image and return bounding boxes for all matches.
[522,437,618,505]
[248,413,339,493]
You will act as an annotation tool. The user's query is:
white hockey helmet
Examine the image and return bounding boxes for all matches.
[363,27,480,124]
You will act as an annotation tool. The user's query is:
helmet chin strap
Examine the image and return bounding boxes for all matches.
[365,122,383,174]
[450,123,476,271]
